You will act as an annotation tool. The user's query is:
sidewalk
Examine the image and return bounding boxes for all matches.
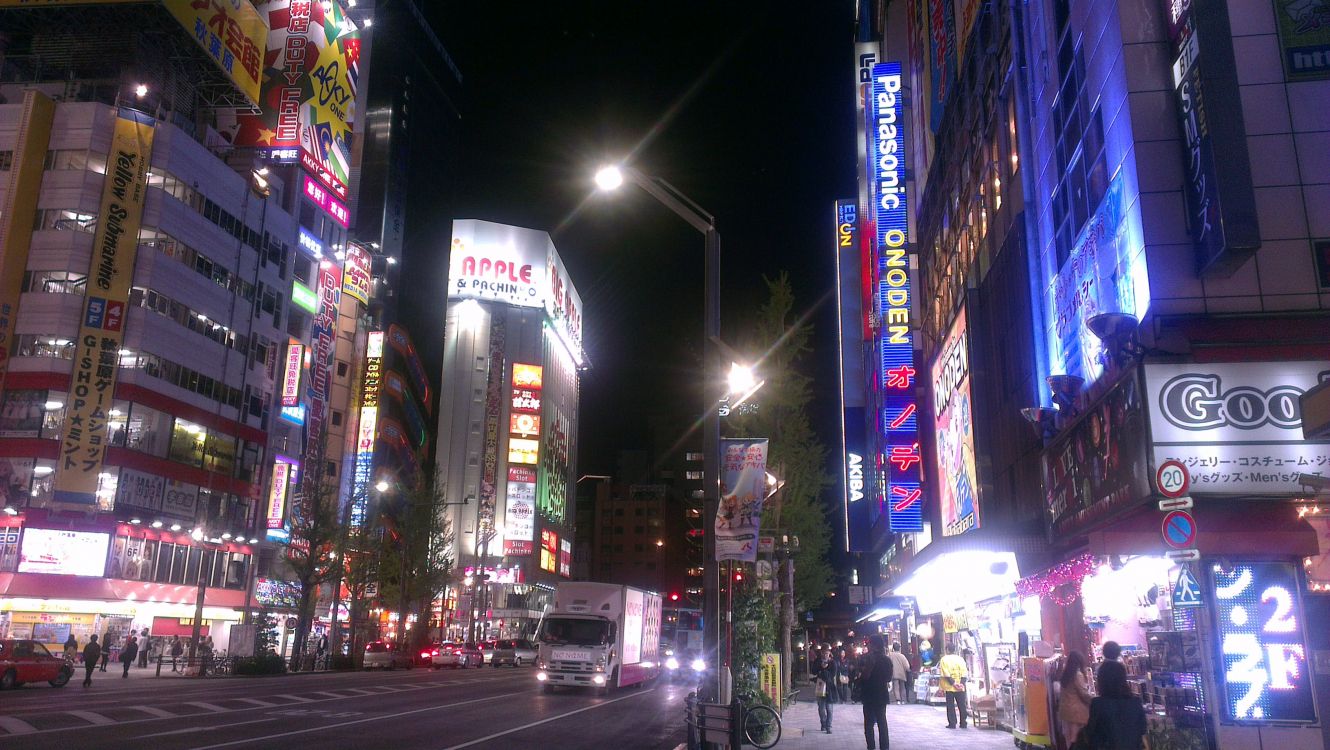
[777,697,1014,749]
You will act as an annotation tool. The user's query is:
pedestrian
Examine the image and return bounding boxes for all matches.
[938,643,970,729]
[815,649,837,734]
[1101,640,1121,662]
[81,635,101,687]
[1058,651,1093,747]
[888,643,910,705]
[99,632,113,671]
[200,636,214,677]
[169,635,183,672]
[138,628,150,668]
[63,634,79,663]
[1085,660,1146,749]
[120,634,139,678]
[836,648,851,702]
[856,634,893,750]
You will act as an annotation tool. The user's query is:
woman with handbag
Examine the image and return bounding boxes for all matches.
[1058,651,1092,748]
[814,648,838,733]
[1084,660,1147,750]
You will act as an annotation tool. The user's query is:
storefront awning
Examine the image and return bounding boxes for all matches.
[1087,502,1320,558]
[0,573,248,608]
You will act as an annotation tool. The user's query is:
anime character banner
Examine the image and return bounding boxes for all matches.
[715,438,769,562]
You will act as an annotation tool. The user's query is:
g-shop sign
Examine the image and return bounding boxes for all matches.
[1144,361,1330,495]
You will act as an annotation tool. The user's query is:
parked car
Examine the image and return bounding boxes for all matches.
[362,641,414,670]
[416,642,443,667]
[431,642,484,669]
[0,639,73,689]
[478,640,498,664]
[490,639,538,667]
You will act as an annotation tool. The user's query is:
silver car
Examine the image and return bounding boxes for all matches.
[490,638,538,667]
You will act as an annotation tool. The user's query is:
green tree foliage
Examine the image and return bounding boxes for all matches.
[728,273,834,612]
[373,471,456,651]
[731,584,778,707]
[283,441,342,669]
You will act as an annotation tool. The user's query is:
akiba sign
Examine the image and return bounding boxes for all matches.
[1145,361,1330,495]
[870,61,922,533]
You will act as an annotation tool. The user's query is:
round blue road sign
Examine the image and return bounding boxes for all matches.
[1161,510,1197,549]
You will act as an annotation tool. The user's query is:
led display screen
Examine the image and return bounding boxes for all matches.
[18,529,109,577]
[1212,560,1317,723]
[540,529,558,573]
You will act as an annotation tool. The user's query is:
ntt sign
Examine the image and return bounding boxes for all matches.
[870,61,922,533]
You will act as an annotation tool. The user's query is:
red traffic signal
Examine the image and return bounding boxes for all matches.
[733,571,744,582]
[669,592,680,601]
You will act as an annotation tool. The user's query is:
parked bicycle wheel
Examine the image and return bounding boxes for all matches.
[743,703,781,749]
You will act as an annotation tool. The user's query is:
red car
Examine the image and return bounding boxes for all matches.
[0,639,74,689]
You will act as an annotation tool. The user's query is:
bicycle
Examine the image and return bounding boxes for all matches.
[736,688,782,749]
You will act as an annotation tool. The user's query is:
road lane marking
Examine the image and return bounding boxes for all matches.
[0,716,37,735]
[67,710,115,725]
[185,701,229,712]
[187,691,528,750]
[344,687,379,695]
[439,688,659,750]
[129,706,176,719]
[233,698,278,707]
[273,693,315,703]
[134,717,280,738]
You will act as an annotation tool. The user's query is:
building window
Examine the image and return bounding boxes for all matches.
[331,411,344,427]
[685,471,703,480]
[337,361,349,378]
[23,271,86,295]
[168,419,208,467]
[326,460,337,477]
[685,452,703,461]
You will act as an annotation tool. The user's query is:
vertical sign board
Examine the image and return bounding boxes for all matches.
[504,363,542,556]
[714,438,770,562]
[342,242,371,305]
[267,459,292,531]
[303,261,342,504]
[1163,0,1261,277]
[503,467,537,556]
[836,200,871,552]
[280,343,303,406]
[870,62,923,533]
[0,91,54,397]
[350,331,384,529]
[54,110,154,505]
[478,320,506,547]
[1212,561,1317,723]
[933,307,980,536]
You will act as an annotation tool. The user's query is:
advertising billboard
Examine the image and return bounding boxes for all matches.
[18,529,110,577]
[503,466,536,556]
[114,468,165,513]
[545,247,584,365]
[304,262,342,466]
[162,0,266,106]
[835,199,871,551]
[715,438,770,562]
[267,459,292,530]
[350,331,384,528]
[303,175,349,227]
[559,537,572,577]
[623,588,644,664]
[1144,361,1330,495]
[870,62,923,534]
[448,220,545,308]
[539,529,558,573]
[1274,0,1330,80]
[220,0,360,194]
[54,110,154,506]
[281,342,303,406]
[1212,560,1317,722]
[932,307,980,536]
[342,242,371,305]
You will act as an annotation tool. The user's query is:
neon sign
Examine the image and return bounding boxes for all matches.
[303,175,349,227]
[266,459,293,530]
[281,343,303,407]
[1213,560,1317,723]
[870,61,922,533]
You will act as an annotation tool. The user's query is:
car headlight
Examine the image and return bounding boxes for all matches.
[592,674,606,685]
[665,657,680,670]
[536,671,548,681]
[665,649,674,657]
[691,658,706,673]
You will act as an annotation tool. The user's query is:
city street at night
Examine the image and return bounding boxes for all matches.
[0,668,685,749]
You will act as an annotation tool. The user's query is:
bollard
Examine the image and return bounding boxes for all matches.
[156,654,163,677]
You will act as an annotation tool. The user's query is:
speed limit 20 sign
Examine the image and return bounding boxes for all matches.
[1156,460,1190,499]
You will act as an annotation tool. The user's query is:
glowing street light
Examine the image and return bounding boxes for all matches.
[134,83,148,98]
[375,480,391,493]
[594,165,625,191]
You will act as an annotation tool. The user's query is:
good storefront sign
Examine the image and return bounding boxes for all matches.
[1144,361,1329,495]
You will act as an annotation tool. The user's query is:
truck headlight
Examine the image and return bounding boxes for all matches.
[536,671,548,681]
[665,657,680,670]
[593,674,606,685]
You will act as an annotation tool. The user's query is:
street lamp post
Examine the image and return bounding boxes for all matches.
[596,165,724,702]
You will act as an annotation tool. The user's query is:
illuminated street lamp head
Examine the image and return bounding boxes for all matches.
[727,362,757,395]
[134,83,148,98]
[375,480,391,493]
[594,165,625,191]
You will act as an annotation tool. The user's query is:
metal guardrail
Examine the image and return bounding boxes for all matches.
[684,692,742,749]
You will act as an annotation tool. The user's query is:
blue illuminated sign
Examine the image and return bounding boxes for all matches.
[279,404,306,425]
[298,227,324,259]
[1213,560,1317,723]
[869,61,922,533]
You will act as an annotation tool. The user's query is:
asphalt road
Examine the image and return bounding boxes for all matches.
[0,665,687,749]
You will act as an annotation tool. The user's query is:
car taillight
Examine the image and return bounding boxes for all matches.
[431,650,440,656]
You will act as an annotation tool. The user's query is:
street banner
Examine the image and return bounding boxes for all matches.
[162,0,267,106]
[715,438,769,562]
[219,0,361,195]
[54,109,154,506]
[0,91,54,398]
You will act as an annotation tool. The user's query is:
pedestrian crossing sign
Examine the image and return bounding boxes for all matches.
[1172,564,1203,609]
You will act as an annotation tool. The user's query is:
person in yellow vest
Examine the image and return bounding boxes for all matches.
[938,644,970,729]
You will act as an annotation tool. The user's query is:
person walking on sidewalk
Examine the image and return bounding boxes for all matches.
[99,632,113,671]
[857,635,893,750]
[939,644,970,729]
[120,634,139,678]
[888,643,910,704]
[1058,651,1093,746]
[1085,660,1146,749]
[63,634,79,663]
[836,647,851,703]
[81,635,101,687]
[138,628,150,668]
[814,649,838,733]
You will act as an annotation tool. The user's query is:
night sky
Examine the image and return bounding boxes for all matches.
[420,3,858,485]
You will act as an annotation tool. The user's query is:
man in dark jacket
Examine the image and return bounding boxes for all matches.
[119,635,139,678]
[857,635,894,750]
[81,635,101,687]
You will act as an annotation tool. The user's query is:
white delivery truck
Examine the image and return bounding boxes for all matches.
[535,581,662,693]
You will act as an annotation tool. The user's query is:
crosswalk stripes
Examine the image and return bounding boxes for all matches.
[233,697,279,707]
[0,716,37,735]
[129,706,176,718]
[184,701,229,713]
[66,710,115,725]
[273,693,315,703]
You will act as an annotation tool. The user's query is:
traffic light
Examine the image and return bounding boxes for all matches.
[733,571,744,582]
[669,592,680,602]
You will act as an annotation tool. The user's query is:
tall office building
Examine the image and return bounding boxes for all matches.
[434,219,584,641]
